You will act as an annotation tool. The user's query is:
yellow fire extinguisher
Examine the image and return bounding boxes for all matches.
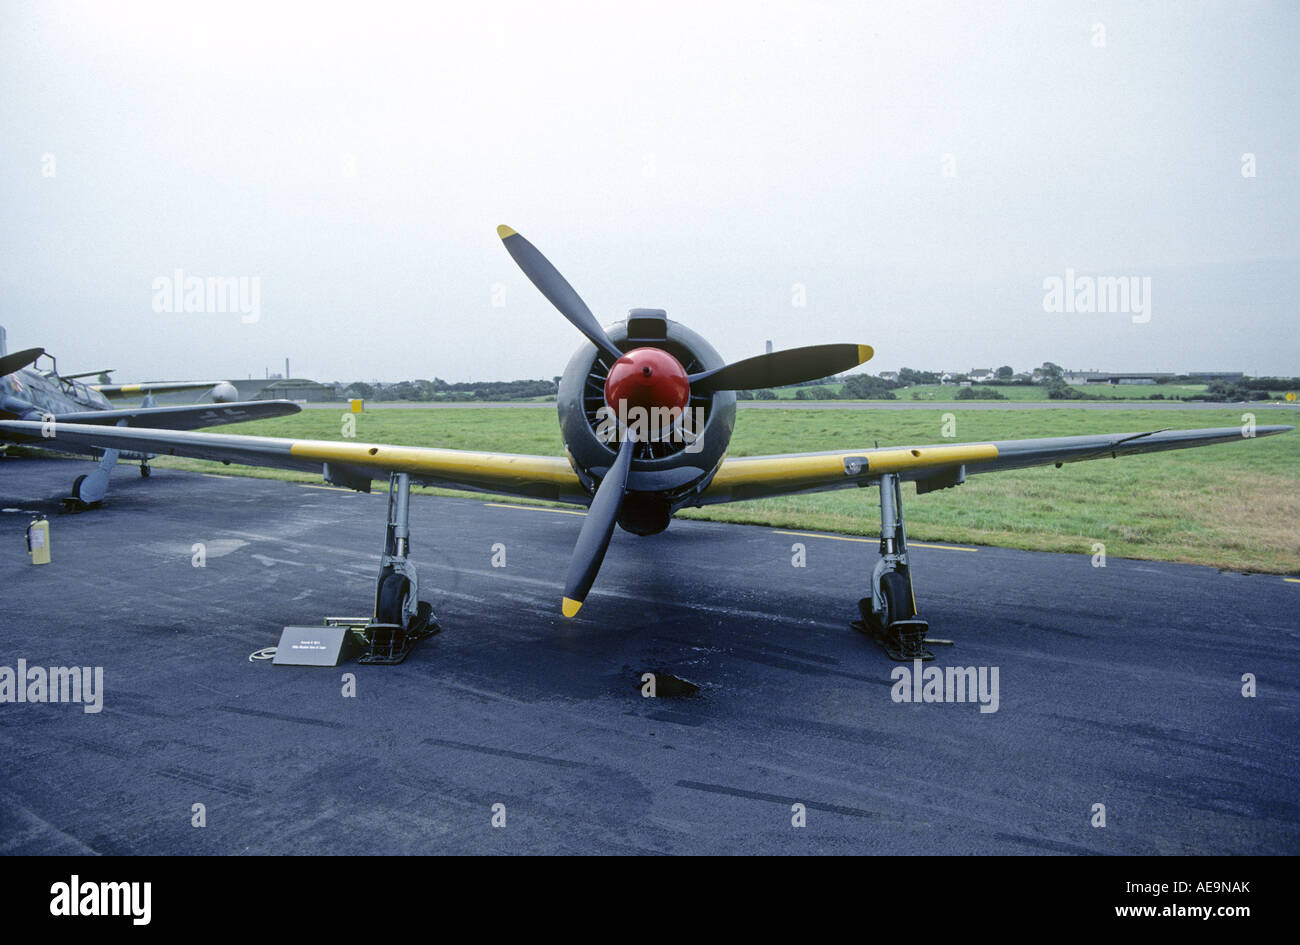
[27,515,50,565]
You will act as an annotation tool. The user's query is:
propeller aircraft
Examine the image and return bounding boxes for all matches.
[0,331,300,510]
[1,228,1290,661]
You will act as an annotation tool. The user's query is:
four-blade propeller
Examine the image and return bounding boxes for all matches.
[496,225,873,616]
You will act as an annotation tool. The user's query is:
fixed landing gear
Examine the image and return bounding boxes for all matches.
[351,472,438,664]
[62,450,154,510]
[63,448,120,512]
[853,472,942,662]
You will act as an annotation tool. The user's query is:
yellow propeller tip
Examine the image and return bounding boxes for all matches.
[858,345,874,364]
[561,597,583,618]
[497,224,517,240]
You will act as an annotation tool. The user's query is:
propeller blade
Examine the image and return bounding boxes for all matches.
[497,225,623,361]
[0,347,44,377]
[688,343,873,394]
[562,434,636,617]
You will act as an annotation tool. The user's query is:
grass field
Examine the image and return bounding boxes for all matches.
[139,405,1300,575]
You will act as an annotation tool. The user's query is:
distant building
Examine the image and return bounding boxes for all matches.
[879,370,899,382]
[255,378,338,402]
[1187,372,1244,382]
[968,368,995,382]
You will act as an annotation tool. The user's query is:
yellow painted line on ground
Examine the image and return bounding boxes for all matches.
[485,502,586,517]
[202,473,375,495]
[774,529,978,552]
[1285,578,1300,584]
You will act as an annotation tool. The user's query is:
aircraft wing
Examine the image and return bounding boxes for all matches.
[0,418,1289,508]
[0,420,589,502]
[51,401,302,431]
[697,425,1294,504]
[92,380,231,398]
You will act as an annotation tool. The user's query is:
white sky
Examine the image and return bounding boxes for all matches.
[2,0,1297,381]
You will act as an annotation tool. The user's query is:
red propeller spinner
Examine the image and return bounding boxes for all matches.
[602,347,691,415]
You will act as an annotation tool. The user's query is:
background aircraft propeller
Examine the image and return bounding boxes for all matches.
[0,347,45,378]
[496,225,872,615]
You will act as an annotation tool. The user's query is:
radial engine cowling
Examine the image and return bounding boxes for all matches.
[557,309,736,534]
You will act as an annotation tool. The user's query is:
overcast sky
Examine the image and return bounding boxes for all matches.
[2,1,1297,383]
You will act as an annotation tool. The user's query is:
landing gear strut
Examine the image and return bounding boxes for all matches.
[63,448,119,512]
[353,472,438,664]
[853,472,939,661]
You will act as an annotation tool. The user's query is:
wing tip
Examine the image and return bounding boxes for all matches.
[857,344,874,364]
[497,224,517,240]
[561,596,582,618]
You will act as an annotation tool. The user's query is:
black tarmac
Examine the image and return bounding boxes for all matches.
[2,457,1296,855]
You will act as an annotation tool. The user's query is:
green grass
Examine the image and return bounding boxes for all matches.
[147,405,1300,575]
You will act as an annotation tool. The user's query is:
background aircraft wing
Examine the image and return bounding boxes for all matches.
[51,401,302,431]
[698,425,1293,504]
[91,380,233,398]
[0,419,588,502]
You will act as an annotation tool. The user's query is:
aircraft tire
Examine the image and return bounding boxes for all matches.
[376,573,410,626]
[879,571,915,627]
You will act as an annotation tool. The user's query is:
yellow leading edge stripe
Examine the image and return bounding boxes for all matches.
[708,443,998,490]
[287,440,578,485]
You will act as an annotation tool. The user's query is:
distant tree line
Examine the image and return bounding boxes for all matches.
[736,373,899,400]
[1184,379,1282,402]
[339,378,559,402]
[334,367,1297,403]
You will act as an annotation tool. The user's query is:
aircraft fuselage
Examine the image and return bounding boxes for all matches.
[0,366,111,420]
